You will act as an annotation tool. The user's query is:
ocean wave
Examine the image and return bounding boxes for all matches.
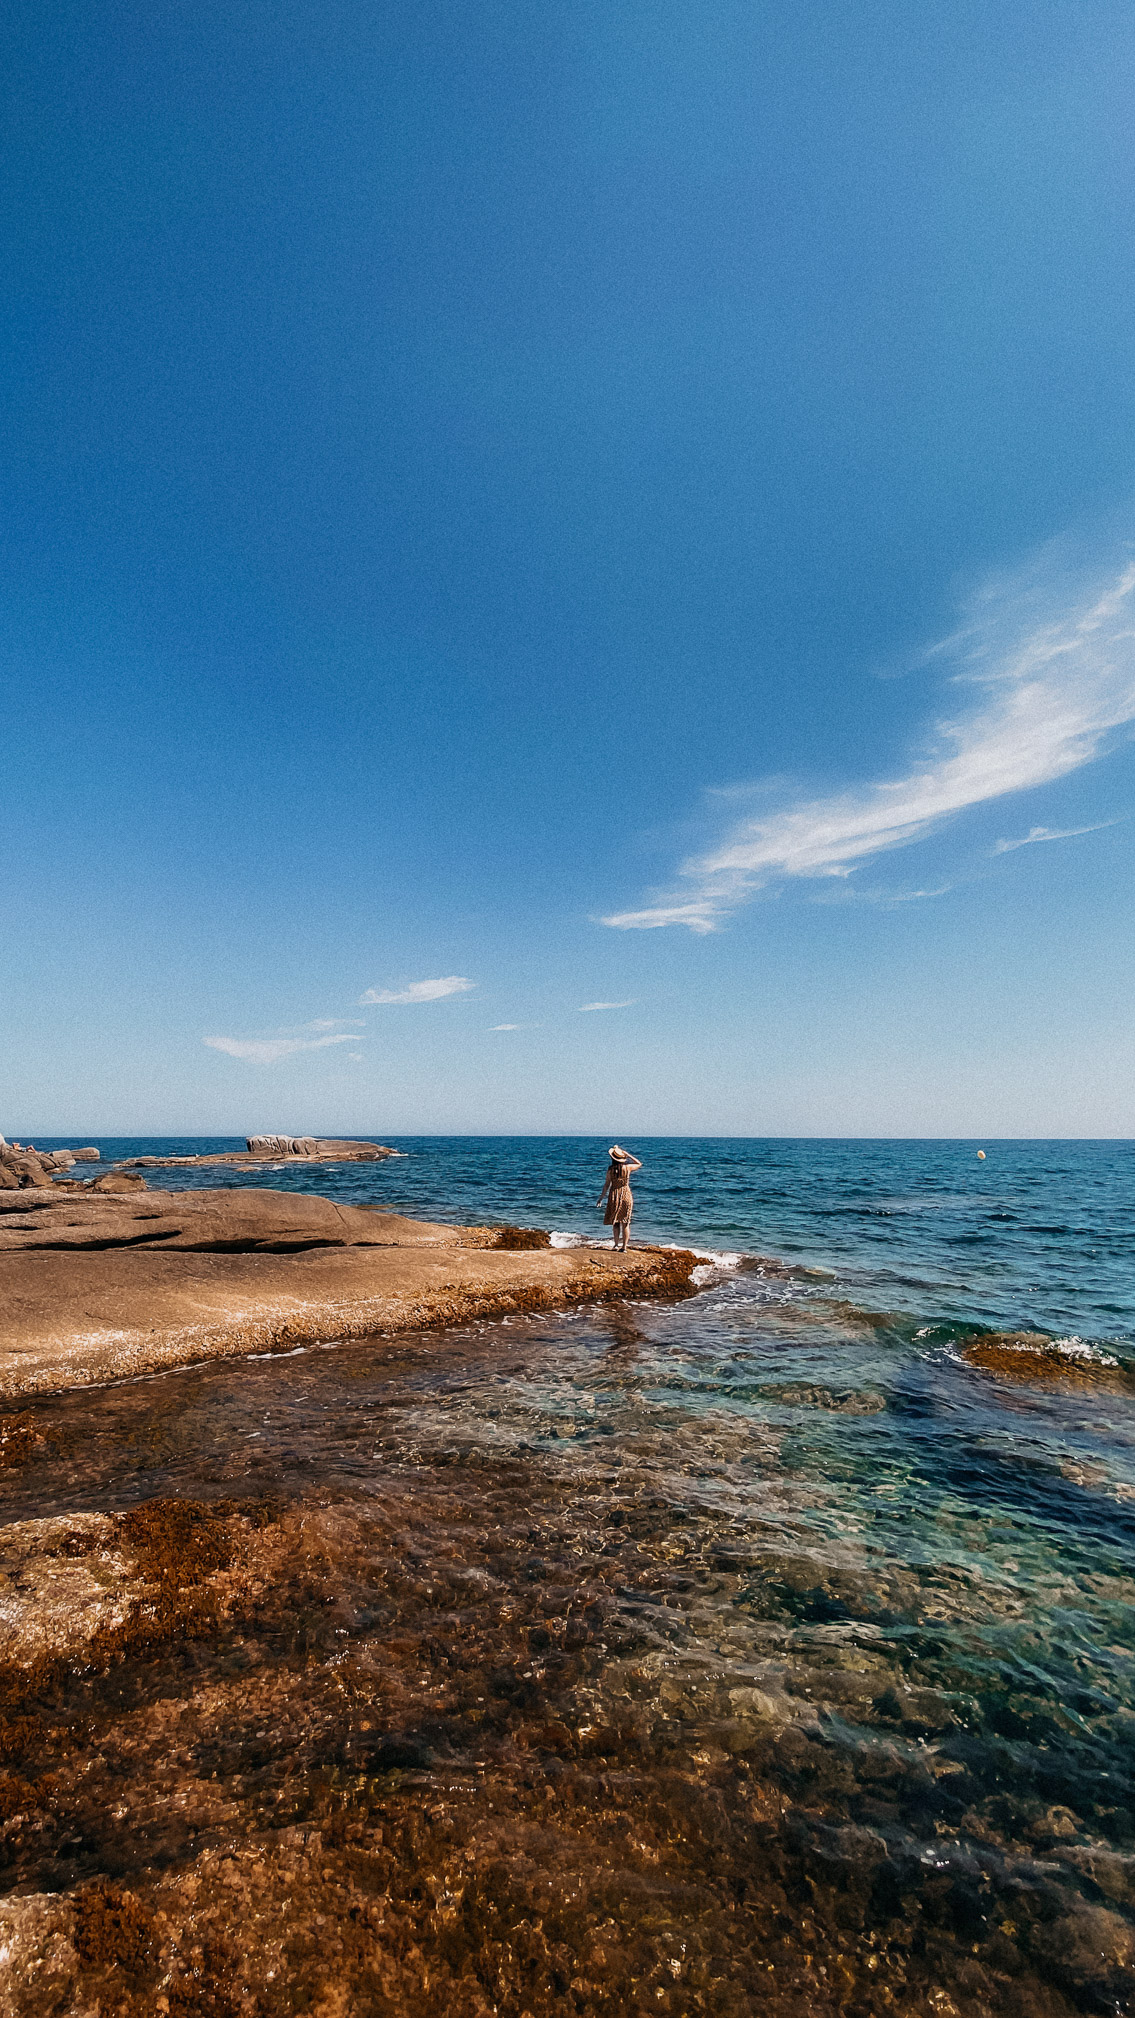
[1044,1334,1120,1367]
[921,1322,1124,1368]
[689,1250,745,1285]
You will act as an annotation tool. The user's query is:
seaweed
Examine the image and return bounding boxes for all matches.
[118,1497,236,1587]
[73,1878,155,1972]
[0,1412,46,1467]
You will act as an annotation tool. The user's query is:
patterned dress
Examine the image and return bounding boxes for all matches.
[603,1161,633,1227]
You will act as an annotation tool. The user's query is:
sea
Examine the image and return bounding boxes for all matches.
[12,1135,1135,2012]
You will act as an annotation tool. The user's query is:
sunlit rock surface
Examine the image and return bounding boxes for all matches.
[0,1188,696,1400]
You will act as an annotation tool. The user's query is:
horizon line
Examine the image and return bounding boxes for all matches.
[11,1131,1134,1145]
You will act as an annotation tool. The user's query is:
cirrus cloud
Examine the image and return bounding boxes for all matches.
[992,820,1119,854]
[204,1033,359,1066]
[603,546,1135,932]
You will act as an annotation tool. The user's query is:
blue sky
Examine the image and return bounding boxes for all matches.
[4,0,1135,1136]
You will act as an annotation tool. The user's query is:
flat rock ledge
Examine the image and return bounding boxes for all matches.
[0,1187,697,1402]
[116,1137,396,1170]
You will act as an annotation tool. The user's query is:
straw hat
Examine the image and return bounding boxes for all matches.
[609,1144,630,1160]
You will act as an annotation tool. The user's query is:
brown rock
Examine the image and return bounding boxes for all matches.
[71,1146,101,1160]
[10,1156,51,1189]
[0,1186,437,1255]
[311,1138,386,1159]
[0,1164,17,1190]
[963,1330,1130,1388]
[0,1184,697,1399]
[119,1139,393,1170]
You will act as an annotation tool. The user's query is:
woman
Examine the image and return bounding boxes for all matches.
[597,1145,642,1252]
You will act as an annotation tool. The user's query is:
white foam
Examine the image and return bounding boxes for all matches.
[686,1246,744,1268]
[686,1249,745,1285]
[1048,1334,1119,1366]
[943,1332,1123,1371]
[548,1229,747,1285]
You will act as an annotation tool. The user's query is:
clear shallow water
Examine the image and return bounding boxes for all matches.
[8,1137,1134,2012]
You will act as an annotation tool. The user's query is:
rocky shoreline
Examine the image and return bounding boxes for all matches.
[0,1137,395,1187]
[0,1184,698,1402]
[2,1255,1128,2018]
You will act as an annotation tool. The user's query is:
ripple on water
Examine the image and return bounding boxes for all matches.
[0,1272,1133,2013]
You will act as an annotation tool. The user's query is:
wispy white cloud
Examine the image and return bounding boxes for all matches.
[992,820,1119,854]
[304,1017,365,1030]
[812,882,956,907]
[490,1023,521,1030]
[578,999,636,1012]
[204,1033,359,1066]
[360,976,475,1005]
[604,548,1135,932]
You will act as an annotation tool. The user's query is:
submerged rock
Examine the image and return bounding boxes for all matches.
[0,1441,1124,2018]
[963,1330,1130,1387]
[763,1382,886,1413]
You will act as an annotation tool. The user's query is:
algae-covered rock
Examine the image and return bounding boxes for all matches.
[0,1892,81,2018]
[763,1383,886,1413]
[963,1331,1130,1388]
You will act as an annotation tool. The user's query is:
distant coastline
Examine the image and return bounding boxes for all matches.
[116,1135,398,1170]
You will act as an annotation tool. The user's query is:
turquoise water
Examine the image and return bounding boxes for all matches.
[20,1135,1135,2005]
